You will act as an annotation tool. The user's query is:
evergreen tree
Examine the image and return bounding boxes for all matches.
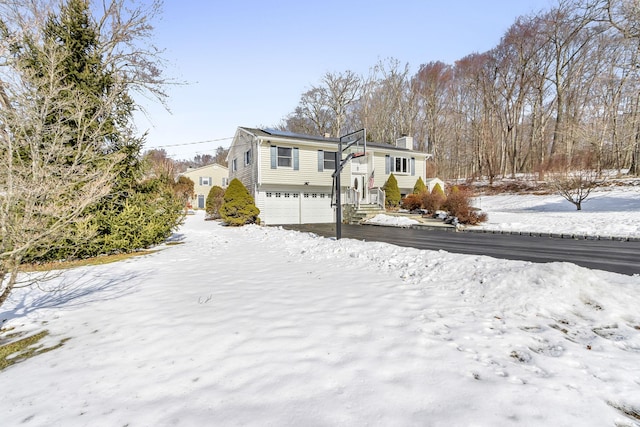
[20,0,120,150]
[383,173,401,208]
[220,179,260,226]
[432,182,445,197]
[206,186,225,219]
[14,0,182,261]
[413,177,427,194]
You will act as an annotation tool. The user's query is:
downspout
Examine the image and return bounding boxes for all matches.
[255,137,261,196]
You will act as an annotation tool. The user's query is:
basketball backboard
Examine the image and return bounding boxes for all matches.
[339,128,366,159]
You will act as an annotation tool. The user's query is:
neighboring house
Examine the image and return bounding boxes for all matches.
[227,127,434,225]
[181,163,229,209]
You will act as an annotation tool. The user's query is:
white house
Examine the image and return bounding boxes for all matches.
[180,163,229,209]
[227,127,433,225]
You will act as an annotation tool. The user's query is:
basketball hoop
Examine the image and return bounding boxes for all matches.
[334,129,366,240]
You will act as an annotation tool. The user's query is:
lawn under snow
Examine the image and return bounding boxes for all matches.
[2,187,640,426]
[367,184,640,239]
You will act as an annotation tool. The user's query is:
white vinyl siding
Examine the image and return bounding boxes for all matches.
[261,144,349,186]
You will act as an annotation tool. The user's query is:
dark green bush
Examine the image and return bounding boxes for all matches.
[383,173,401,208]
[220,179,260,226]
[413,177,427,194]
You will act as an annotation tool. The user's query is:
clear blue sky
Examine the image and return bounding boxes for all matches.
[134,0,555,160]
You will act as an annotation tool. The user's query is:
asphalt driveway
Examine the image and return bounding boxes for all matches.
[280,223,640,276]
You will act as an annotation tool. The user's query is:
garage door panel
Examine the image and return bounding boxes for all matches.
[261,191,299,225]
[301,192,334,224]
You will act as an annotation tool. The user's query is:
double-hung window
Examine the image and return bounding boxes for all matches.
[277,147,292,167]
[318,150,336,172]
[270,146,299,170]
[244,149,252,166]
[395,157,409,174]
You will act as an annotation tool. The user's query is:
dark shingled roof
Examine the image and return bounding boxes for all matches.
[239,127,415,153]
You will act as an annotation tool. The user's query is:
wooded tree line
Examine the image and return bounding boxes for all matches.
[280,0,640,180]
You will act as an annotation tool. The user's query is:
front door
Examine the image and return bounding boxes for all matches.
[352,175,367,202]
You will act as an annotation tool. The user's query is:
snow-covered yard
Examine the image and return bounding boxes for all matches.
[475,184,640,239]
[367,183,640,239]
[1,186,640,426]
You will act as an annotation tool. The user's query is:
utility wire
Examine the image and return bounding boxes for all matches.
[153,136,233,148]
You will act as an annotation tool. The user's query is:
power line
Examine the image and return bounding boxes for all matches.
[153,136,233,148]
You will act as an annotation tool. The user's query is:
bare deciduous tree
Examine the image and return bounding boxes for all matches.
[0,0,170,309]
[0,44,122,307]
[322,70,361,137]
[548,168,603,210]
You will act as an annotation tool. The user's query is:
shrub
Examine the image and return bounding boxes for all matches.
[421,189,446,214]
[383,173,401,208]
[432,182,445,197]
[206,185,225,219]
[220,178,260,226]
[401,193,422,211]
[173,176,195,205]
[442,186,487,225]
[413,177,427,194]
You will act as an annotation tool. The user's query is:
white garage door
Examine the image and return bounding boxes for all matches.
[300,192,334,223]
[258,190,335,225]
[260,191,299,225]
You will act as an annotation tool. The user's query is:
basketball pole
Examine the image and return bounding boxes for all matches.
[335,150,342,240]
[333,128,365,241]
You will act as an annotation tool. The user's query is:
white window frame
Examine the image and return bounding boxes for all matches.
[244,149,252,166]
[231,159,237,172]
[393,156,410,174]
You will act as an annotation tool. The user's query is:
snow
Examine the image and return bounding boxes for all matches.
[2,188,640,426]
[474,185,640,238]
[367,185,640,239]
[365,213,420,227]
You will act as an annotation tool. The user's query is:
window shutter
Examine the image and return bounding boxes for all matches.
[318,150,324,172]
[385,155,390,174]
[270,146,277,169]
[209,176,213,185]
[199,177,203,185]
[410,158,415,176]
[293,148,299,170]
